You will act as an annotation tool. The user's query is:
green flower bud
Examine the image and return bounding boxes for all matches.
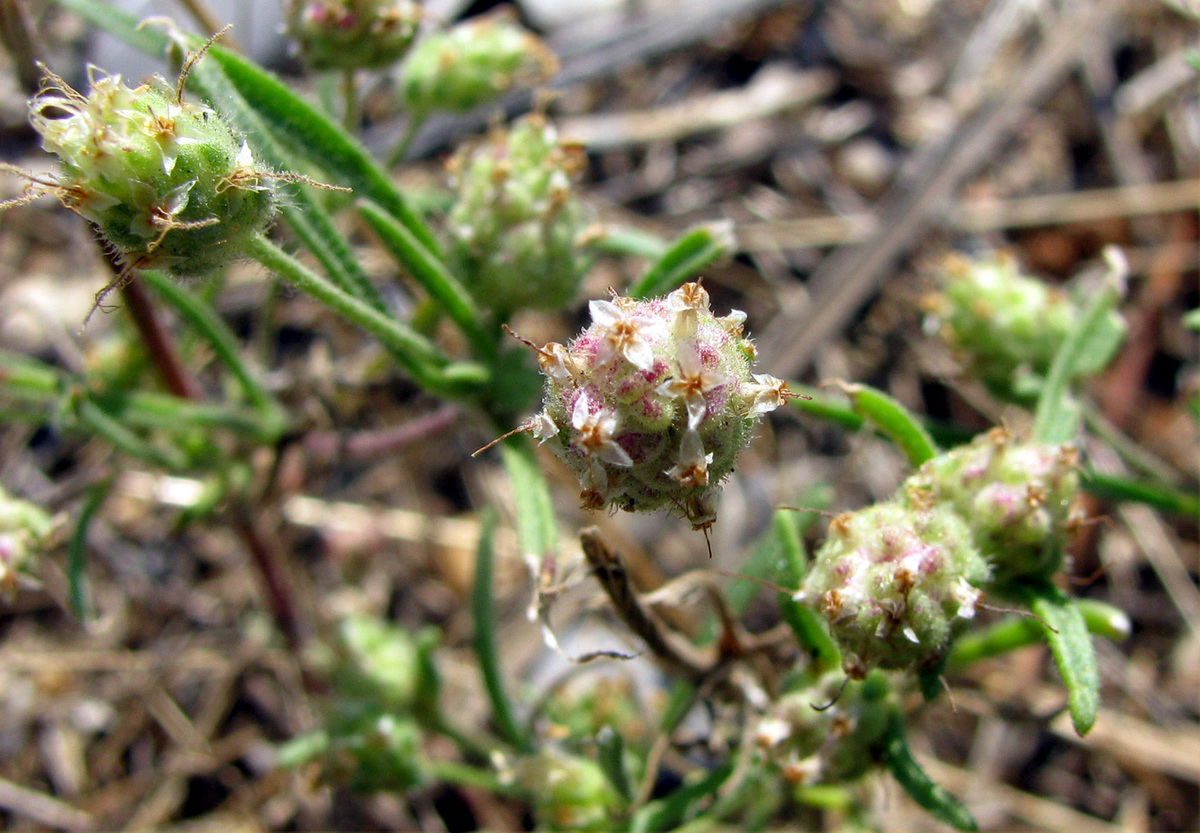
[925,252,1125,400]
[755,672,893,784]
[445,113,592,313]
[519,283,788,528]
[398,9,558,116]
[286,0,421,71]
[28,69,276,279]
[797,503,989,677]
[330,710,424,791]
[333,617,440,717]
[516,748,621,831]
[0,488,55,597]
[903,427,1081,583]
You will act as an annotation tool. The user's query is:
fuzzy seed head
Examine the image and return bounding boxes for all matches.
[28,70,276,278]
[927,251,1125,400]
[756,673,894,784]
[516,749,621,831]
[528,285,786,528]
[445,113,591,313]
[0,488,55,598]
[287,0,421,70]
[797,502,989,676]
[903,428,1081,583]
[398,9,558,116]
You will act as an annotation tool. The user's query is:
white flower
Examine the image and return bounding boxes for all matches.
[755,716,791,749]
[667,282,709,340]
[588,299,664,370]
[570,393,633,468]
[537,341,575,383]
[666,281,710,313]
[529,412,558,444]
[665,429,713,488]
[744,373,788,418]
[719,308,747,336]
[657,341,731,430]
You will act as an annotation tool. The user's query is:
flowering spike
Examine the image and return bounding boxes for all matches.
[526,288,786,528]
[902,429,1082,583]
[798,502,989,676]
[286,0,421,71]
[22,64,277,283]
[445,114,592,313]
[399,9,558,117]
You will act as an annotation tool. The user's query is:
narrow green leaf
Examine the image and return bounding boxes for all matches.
[75,397,190,471]
[204,45,440,255]
[780,602,841,678]
[596,726,632,802]
[472,509,533,753]
[498,438,558,563]
[592,225,670,260]
[1033,272,1124,444]
[1081,469,1200,519]
[56,0,162,53]
[629,223,734,300]
[1022,581,1100,736]
[788,383,866,431]
[883,712,977,831]
[358,199,492,357]
[68,481,110,620]
[139,271,282,425]
[839,382,938,466]
[244,235,452,396]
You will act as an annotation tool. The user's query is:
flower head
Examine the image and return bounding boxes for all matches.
[515,286,787,528]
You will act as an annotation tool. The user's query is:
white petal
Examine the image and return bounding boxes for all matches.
[530,413,558,443]
[600,441,633,468]
[623,338,654,371]
[588,299,621,328]
[571,393,591,430]
[685,393,707,430]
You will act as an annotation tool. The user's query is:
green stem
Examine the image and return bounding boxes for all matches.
[75,396,190,471]
[341,68,359,132]
[946,598,1130,672]
[429,713,497,764]
[244,234,452,395]
[387,113,427,168]
[473,509,534,753]
[424,758,523,798]
[358,199,493,359]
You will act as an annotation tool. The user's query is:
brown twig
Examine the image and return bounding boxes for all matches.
[580,526,713,681]
[119,279,204,401]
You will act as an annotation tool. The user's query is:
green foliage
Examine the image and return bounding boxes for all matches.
[1,2,1167,830]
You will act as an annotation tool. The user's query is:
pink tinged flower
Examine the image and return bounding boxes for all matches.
[570,393,633,468]
[745,373,788,418]
[666,429,713,488]
[658,341,732,430]
[588,299,663,370]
